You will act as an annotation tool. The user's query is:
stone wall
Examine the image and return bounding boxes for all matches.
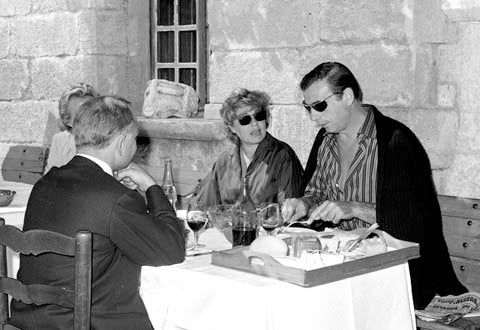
[203,0,480,199]
[438,0,480,198]
[0,0,149,147]
[1,0,479,199]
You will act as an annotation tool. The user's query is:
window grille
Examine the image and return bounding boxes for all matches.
[150,0,207,107]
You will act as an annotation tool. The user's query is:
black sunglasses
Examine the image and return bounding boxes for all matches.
[236,110,267,126]
[303,93,341,113]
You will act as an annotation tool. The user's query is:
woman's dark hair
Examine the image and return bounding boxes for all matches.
[300,62,363,102]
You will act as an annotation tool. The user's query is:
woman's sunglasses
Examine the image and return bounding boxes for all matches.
[303,93,341,113]
[236,110,267,126]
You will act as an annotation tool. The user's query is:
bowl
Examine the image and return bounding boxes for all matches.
[0,190,16,207]
[207,204,235,230]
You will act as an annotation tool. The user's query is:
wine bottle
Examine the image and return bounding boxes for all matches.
[162,158,177,211]
[232,176,257,247]
[239,176,255,212]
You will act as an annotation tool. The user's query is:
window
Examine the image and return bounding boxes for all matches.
[150,0,207,108]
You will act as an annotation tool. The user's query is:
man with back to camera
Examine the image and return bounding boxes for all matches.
[11,95,185,329]
[282,62,467,309]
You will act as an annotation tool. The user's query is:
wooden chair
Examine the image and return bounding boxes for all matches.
[0,145,49,184]
[417,316,480,329]
[417,318,462,329]
[0,218,92,330]
[417,194,480,330]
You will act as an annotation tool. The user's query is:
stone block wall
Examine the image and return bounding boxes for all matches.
[0,0,479,200]
[203,0,480,199]
[0,0,149,147]
[437,0,480,197]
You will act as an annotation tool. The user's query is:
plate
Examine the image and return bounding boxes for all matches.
[277,227,317,241]
[281,227,316,234]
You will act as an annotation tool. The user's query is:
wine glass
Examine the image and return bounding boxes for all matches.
[186,202,209,251]
[257,203,283,236]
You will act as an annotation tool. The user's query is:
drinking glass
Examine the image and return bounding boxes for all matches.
[186,202,209,251]
[257,203,283,236]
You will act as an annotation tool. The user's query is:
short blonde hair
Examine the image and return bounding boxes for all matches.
[58,83,99,130]
[220,88,271,144]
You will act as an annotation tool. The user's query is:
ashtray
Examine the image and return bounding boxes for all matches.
[0,190,16,207]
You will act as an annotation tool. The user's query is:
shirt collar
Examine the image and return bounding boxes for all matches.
[76,153,113,176]
[323,106,376,146]
[357,105,377,139]
[228,132,275,156]
[256,132,275,152]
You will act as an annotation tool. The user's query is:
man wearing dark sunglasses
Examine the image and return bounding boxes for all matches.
[193,88,304,208]
[282,62,466,309]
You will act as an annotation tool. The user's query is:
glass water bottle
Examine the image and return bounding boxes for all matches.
[162,158,177,211]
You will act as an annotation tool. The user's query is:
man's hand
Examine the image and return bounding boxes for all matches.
[281,198,309,223]
[308,201,376,224]
[115,163,157,192]
[308,200,354,224]
[117,176,139,191]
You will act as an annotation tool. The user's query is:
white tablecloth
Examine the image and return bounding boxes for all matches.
[0,180,32,229]
[140,228,417,330]
[1,191,417,330]
[0,180,32,277]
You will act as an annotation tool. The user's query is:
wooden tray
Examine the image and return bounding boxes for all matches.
[211,231,420,287]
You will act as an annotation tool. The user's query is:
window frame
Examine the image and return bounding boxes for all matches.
[149,0,208,108]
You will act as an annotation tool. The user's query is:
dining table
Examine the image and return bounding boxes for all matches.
[0,180,32,229]
[140,224,417,330]
[0,180,33,277]
[1,188,418,330]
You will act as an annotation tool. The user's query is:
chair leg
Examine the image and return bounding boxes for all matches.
[0,219,9,325]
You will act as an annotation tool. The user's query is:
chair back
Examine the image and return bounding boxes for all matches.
[0,145,49,184]
[0,218,92,330]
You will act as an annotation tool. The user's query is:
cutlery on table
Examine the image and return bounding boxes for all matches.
[279,220,310,232]
[342,223,379,252]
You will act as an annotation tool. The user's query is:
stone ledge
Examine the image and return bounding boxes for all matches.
[137,117,226,142]
[204,103,222,119]
[442,0,480,21]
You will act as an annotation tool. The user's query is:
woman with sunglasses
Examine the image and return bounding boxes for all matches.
[193,88,304,206]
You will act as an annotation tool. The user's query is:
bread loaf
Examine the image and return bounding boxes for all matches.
[249,236,289,256]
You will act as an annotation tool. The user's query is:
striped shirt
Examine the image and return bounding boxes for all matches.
[304,106,378,230]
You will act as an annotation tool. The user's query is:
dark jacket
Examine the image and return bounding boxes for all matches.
[11,156,185,330]
[196,132,304,206]
[304,105,466,309]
